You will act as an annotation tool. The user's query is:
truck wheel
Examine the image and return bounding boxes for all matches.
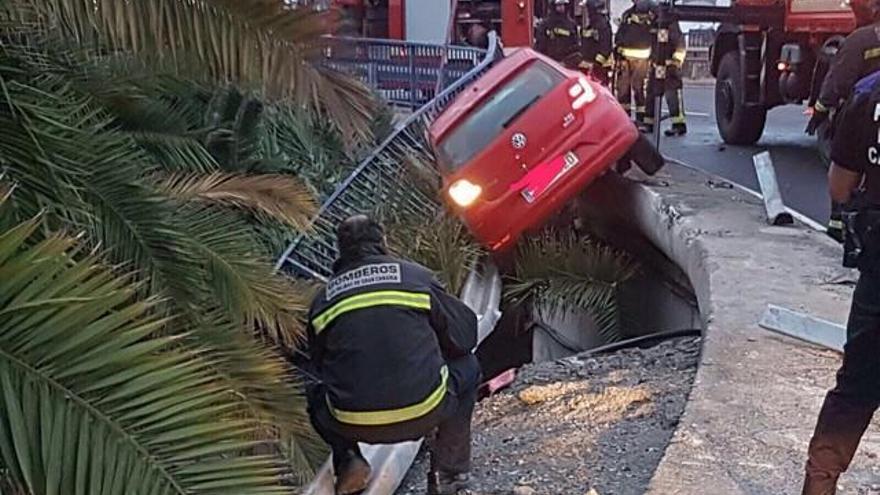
[624,133,665,176]
[715,51,767,145]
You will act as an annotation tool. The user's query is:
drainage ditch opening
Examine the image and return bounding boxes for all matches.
[397,200,704,495]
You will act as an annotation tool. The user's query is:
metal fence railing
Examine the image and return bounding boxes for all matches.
[276,34,502,281]
[322,36,488,110]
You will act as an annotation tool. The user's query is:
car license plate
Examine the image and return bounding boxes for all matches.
[520,151,580,204]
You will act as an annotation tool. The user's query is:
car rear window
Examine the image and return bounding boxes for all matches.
[435,61,566,172]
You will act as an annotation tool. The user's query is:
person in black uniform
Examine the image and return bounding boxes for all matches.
[578,0,613,85]
[806,0,880,242]
[304,215,481,495]
[615,0,656,128]
[644,12,688,136]
[802,69,880,495]
[536,0,581,66]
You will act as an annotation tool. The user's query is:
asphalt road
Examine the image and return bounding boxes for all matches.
[655,84,831,224]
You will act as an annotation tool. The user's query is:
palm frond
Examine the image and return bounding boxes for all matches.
[0,216,293,494]
[9,0,376,140]
[159,173,316,230]
[506,231,639,343]
[177,205,309,348]
[386,213,483,295]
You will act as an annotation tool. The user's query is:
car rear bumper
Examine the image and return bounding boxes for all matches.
[459,104,639,251]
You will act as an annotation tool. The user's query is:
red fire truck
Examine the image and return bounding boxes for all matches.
[671,0,856,148]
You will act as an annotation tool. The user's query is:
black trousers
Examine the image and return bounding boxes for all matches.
[804,268,880,492]
[617,58,649,123]
[308,354,481,475]
[645,67,686,128]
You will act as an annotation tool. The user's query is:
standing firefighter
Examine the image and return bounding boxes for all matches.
[536,0,581,66]
[802,69,880,495]
[615,0,656,127]
[578,0,613,85]
[644,11,688,136]
[806,0,880,241]
[304,215,481,495]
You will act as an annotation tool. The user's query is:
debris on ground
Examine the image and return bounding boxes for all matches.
[397,337,702,495]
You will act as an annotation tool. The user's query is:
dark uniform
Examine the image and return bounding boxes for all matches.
[644,15,688,135]
[536,7,581,65]
[809,21,880,240]
[579,0,613,85]
[304,216,481,495]
[803,71,880,495]
[615,1,656,125]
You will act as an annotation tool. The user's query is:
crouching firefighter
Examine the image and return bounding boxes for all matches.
[303,215,481,495]
[802,70,880,495]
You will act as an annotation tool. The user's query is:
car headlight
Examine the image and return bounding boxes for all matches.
[448,179,482,207]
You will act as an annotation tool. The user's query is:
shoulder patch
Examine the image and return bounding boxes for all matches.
[326,263,402,300]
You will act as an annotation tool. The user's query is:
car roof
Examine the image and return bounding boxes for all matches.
[428,47,565,145]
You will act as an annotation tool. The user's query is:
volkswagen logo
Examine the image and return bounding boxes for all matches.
[511,133,527,150]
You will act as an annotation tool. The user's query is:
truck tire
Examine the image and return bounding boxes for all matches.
[715,51,767,145]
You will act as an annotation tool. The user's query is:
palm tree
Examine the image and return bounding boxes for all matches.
[0,0,383,490]
[0,192,296,494]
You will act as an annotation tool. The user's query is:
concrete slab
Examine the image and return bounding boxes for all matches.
[582,163,880,494]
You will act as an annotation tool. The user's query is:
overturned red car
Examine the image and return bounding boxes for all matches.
[429,48,662,251]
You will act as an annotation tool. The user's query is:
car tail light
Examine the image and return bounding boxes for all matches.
[570,77,597,110]
[448,179,482,207]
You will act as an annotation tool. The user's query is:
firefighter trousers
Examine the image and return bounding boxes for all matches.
[616,57,649,123]
[645,69,686,130]
[803,268,880,494]
[307,353,481,476]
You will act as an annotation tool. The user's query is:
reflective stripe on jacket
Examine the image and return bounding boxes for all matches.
[307,254,478,426]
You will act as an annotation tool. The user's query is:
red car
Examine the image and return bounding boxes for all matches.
[429,48,662,251]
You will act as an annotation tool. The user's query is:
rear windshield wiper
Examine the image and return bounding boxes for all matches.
[502,95,541,129]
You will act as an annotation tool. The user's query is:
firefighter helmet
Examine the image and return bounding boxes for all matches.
[634,0,657,12]
[585,0,606,11]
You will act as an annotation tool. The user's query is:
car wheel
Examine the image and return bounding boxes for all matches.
[715,51,767,145]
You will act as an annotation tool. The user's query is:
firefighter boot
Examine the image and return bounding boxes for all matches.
[665,123,688,137]
[334,450,371,495]
[427,471,471,495]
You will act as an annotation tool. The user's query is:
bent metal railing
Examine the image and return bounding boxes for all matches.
[276,33,501,281]
[322,36,487,110]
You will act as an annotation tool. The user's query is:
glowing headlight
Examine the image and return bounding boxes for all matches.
[448,179,482,207]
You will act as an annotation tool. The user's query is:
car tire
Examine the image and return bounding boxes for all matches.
[715,51,767,145]
[625,133,665,176]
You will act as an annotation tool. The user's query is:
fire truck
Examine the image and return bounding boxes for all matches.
[670,0,856,147]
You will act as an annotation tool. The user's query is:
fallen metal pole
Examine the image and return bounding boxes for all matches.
[758,304,845,352]
[752,151,794,226]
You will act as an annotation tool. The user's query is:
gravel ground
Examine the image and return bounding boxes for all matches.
[397,337,702,495]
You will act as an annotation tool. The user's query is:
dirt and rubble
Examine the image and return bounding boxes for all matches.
[396,336,702,495]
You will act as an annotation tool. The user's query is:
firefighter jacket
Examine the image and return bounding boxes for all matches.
[306,254,478,426]
[536,12,581,64]
[818,22,880,111]
[663,19,686,68]
[615,6,655,61]
[580,11,613,69]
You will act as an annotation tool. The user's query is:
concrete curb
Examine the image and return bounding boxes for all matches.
[583,163,880,493]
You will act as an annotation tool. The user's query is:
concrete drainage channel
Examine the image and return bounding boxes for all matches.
[301,175,719,494]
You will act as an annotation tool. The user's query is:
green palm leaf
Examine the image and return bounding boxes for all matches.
[506,231,639,343]
[0,215,293,494]
[158,172,316,231]
[8,0,376,141]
